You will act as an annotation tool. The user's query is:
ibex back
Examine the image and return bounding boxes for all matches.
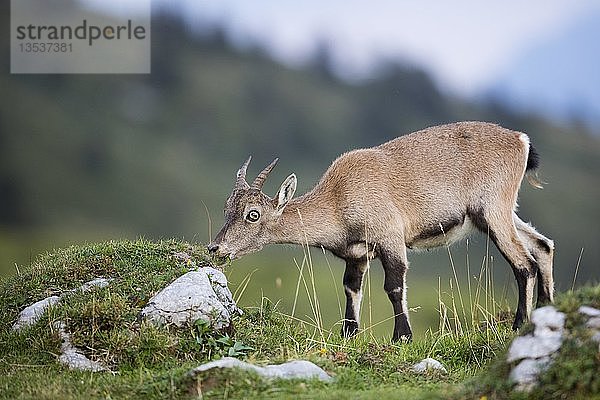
[208,121,555,342]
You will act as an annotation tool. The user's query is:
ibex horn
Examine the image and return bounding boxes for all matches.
[236,156,252,188]
[251,158,279,190]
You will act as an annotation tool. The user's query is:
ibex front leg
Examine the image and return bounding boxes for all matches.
[379,244,412,342]
[341,258,368,338]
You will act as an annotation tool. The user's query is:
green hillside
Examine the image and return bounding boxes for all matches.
[1,5,599,332]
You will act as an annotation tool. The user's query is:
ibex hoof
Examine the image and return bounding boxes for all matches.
[341,321,359,338]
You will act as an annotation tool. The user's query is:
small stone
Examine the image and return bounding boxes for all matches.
[579,306,600,317]
[188,357,332,382]
[54,321,106,372]
[262,360,332,381]
[76,277,111,293]
[506,335,562,362]
[12,296,60,331]
[59,349,106,372]
[510,357,551,391]
[531,306,565,338]
[411,358,447,374]
[585,317,600,330]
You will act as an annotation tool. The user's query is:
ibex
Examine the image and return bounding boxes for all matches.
[208,121,554,342]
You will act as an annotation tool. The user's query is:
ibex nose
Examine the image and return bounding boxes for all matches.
[207,243,219,253]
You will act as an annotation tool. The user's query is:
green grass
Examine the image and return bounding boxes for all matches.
[0,239,597,399]
[458,285,600,400]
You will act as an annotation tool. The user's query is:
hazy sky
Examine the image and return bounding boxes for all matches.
[83,0,600,96]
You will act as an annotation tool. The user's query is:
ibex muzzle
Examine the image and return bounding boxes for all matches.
[209,122,555,342]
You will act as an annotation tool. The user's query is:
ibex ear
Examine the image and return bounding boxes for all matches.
[274,174,297,215]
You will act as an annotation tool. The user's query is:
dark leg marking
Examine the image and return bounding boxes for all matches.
[536,267,552,306]
[512,213,555,308]
[468,206,536,330]
[341,259,367,338]
[467,206,496,241]
[536,238,552,254]
[512,260,537,330]
[379,250,412,343]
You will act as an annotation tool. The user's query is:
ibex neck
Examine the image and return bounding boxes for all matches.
[274,190,338,248]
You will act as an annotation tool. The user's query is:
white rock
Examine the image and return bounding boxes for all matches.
[75,277,111,293]
[510,357,551,391]
[59,349,106,372]
[411,358,447,374]
[507,306,565,363]
[12,296,60,331]
[506,335,562,362]
[531,306,565,338]
[585,317,600,330]
[141,269,241,329]
[579,306,600,317]
[13,277,112,332]
[54,321,106,372]
[261,360,332,381]
[188,357,332,382]
[204,267,243,317]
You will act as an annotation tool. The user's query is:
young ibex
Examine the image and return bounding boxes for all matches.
[208,121,554,342]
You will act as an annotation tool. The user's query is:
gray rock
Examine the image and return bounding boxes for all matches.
[74,277,111,293]
[507,306,565,364]
[141,269,241,329]
[510,357,551,392]
[204,267,242,317]
[508,304,600,391]
[506,334,562,362]
[579,306,600,341]
[579,306,600,317]
[12,296,60,331]
[585,316,600,329]
[59,349,106,372]
[54,321,106,372]
[188,357,332,382]
[411,358,447,374]
[531,306,565,338]
[13,277,112,331]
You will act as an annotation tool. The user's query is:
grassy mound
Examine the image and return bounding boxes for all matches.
[2,239,596,399]
[459,285,600,400]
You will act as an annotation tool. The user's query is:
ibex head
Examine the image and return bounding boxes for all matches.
[208,157,297,259]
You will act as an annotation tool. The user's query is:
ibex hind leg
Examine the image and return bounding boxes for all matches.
[473,208,536,330]
[513,213,554,306]
[378,244,412,343]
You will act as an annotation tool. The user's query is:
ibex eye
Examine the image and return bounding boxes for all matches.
[246,209,260,223]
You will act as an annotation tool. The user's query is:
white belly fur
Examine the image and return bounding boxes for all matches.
[410,216,475,250]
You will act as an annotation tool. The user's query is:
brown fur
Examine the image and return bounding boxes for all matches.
[209,121,554,342]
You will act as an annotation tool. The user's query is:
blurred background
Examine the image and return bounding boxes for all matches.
[1,0,599,337]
